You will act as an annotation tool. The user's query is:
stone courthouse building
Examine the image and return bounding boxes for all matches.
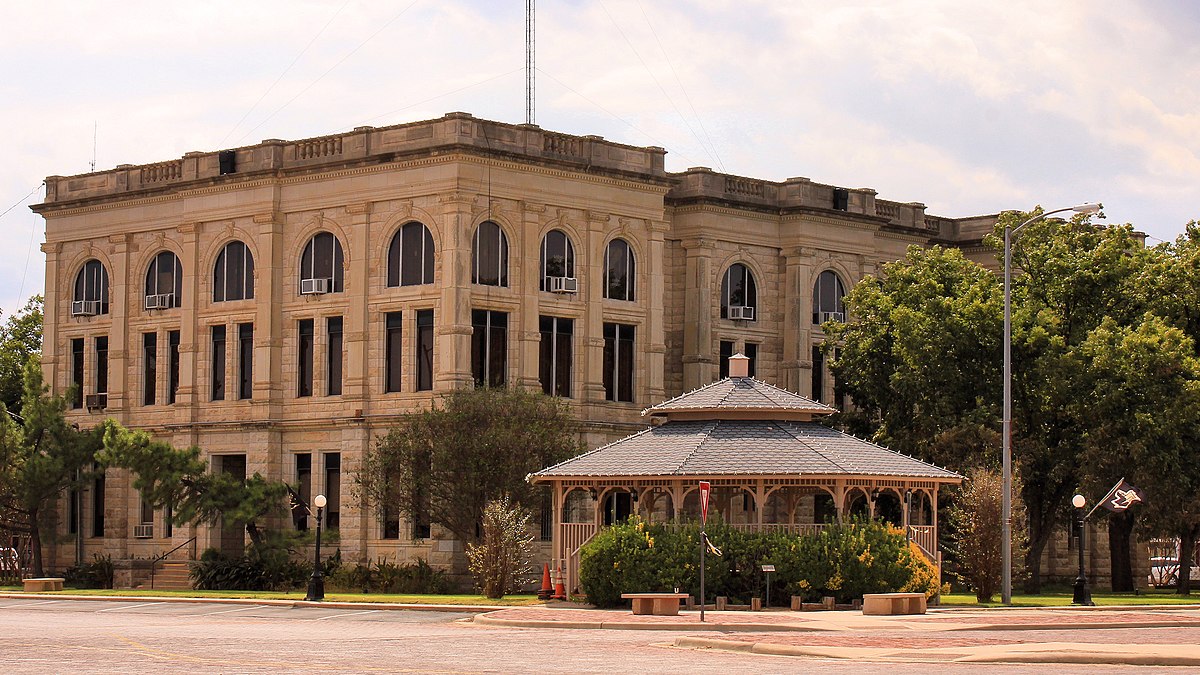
[31,112,1004,576]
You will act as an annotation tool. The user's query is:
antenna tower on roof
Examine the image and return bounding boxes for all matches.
[526,0,535,125]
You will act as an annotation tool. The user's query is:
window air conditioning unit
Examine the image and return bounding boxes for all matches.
[85,393,108,411]
[819,311,845,323]
[300,278,330,295]
[144,294,174,310]
[728,305,755,321]
[71,300,101,317]
[133,524,154,539]
[547,276,578,294]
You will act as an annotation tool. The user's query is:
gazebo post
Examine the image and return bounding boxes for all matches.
[833,481,846,524]
[755,480,765,531]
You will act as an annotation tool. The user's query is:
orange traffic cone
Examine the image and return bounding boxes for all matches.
[537,563,553,600]
[552,566,567,601]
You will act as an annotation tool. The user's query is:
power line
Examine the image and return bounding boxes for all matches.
[632,0,725,172]
[596,0,722,170]
[236,0,423,145]
[359,68,524,126]
[220,0,353,147]
[0,183,43,223]
[537,67,701,168]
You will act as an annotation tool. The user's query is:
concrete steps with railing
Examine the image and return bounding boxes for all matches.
[138,562,192,590]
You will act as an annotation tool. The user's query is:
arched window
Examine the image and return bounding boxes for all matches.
[471,221,508,287]
[299,231,344,294]
[144,251,182,309]
[603,238,635,301]
[720,263,757,321]
[812,270,846,324]
[386,221,434,287]
[213,240,255,302]
[539,229,576,292]
[72,259,109,316]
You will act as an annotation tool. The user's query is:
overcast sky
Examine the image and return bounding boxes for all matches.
[2,0,1197,316]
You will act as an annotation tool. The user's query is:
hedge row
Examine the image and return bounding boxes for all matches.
[578,517,940,608]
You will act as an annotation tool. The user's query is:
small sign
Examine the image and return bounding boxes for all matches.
[699,481,711,524]
[761,564,775,573]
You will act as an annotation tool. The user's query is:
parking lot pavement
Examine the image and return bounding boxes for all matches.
[0,597,477,623]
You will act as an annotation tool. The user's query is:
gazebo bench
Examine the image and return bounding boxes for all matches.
[22,578,65,592]
[862,592,926,615]
[621,593,690,616]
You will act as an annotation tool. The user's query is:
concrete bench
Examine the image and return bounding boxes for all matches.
[862,592,926,615]
[621,593,690,616]
[22,577,65,592]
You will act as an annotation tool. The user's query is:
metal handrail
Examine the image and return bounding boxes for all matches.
[149,536,197,590]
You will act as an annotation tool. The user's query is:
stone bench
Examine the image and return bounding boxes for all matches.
[22,578,65,592]
[621,593,690,616]
[862,592,926,615]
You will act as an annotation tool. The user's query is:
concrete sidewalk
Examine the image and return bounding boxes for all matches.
[473,605,1200,666]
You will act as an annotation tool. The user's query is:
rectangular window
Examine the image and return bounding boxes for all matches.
[92,471,105,538]
[298,319,314,397]
[168,330,180,404]
[471,309,508,387]
[539,316,573,397]
[237,323,253,400]
[68,488,79,535]
[603,322,635,402]
[719,340,734,379]
[327,316,343,396]
[381,502,400,540]
[324,452,341,530]
[211,325,226,401]
[164,501,173,538]
[95,336,108,395]
[140,498,155,527]
[70,338,84,409]
[745,342,758,378]
[416,310,434,391]
[294,453,311,531]
[385,312,403,393]
[811,345,825,402]
[143,332,157,406]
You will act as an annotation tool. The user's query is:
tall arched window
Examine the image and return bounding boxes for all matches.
[213,240,255,302]
[144,251,183,309]
[387,221,434,287]
[299,231,344,294]
[539,229,576,292]
[603,238,635,301]
[72,259,109,316]
[812,270,846,324]
[720,263,757,321]
[471,221,508,287]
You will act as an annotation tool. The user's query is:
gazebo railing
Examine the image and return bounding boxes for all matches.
[908,525,936,559]
[560,522,597,599]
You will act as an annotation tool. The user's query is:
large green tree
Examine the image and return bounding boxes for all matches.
[824,245,1003,468]
[0,361,104,576]
[99,421,290,548]
[357,387,583,544]
[0,296,43,412]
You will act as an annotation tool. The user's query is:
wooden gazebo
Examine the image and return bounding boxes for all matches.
[530,354,963,595]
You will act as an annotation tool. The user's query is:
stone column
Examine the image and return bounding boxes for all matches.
[681,238,715,390]
[782,246,814,393]
[344,202,371,408]
[252,212,284,418]
[175,222,200,427]
[436,192,475,390]
[40,243,61,392]
[644,220,668,402]
[582,212,609,402]
[107,233,130,419]
[518,203,544,391]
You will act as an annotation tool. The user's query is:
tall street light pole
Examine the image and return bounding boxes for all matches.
[1002,202,1102,604]
[306,493,327,602]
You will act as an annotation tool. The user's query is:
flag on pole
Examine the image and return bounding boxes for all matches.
[1099,478,1145,513]
[287,484,311,515]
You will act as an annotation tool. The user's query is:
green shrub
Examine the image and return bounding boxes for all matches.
[467,497,536,599]
[578,517,941,607]
[325,557,450,594]
[189,546,314,591]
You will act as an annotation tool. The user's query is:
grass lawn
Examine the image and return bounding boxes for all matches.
[0,586,542,606]
[940,587,1200,607]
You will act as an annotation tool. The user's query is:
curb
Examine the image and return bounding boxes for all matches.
[0,593,497,613]
[470,613,830,632]
[673,636,1200,666]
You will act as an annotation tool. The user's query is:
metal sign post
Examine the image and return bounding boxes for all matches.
[699,481,710,622]
[761,564,775,609]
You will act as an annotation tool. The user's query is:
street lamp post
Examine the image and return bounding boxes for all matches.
[1071,493,1094,606]
[1002,202,1102,604]
[305,493,327,602]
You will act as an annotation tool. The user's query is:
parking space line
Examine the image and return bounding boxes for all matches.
[95,602,162,613]
[0,600,61,608]
[314,610,381,621]
[199,605,262,616]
